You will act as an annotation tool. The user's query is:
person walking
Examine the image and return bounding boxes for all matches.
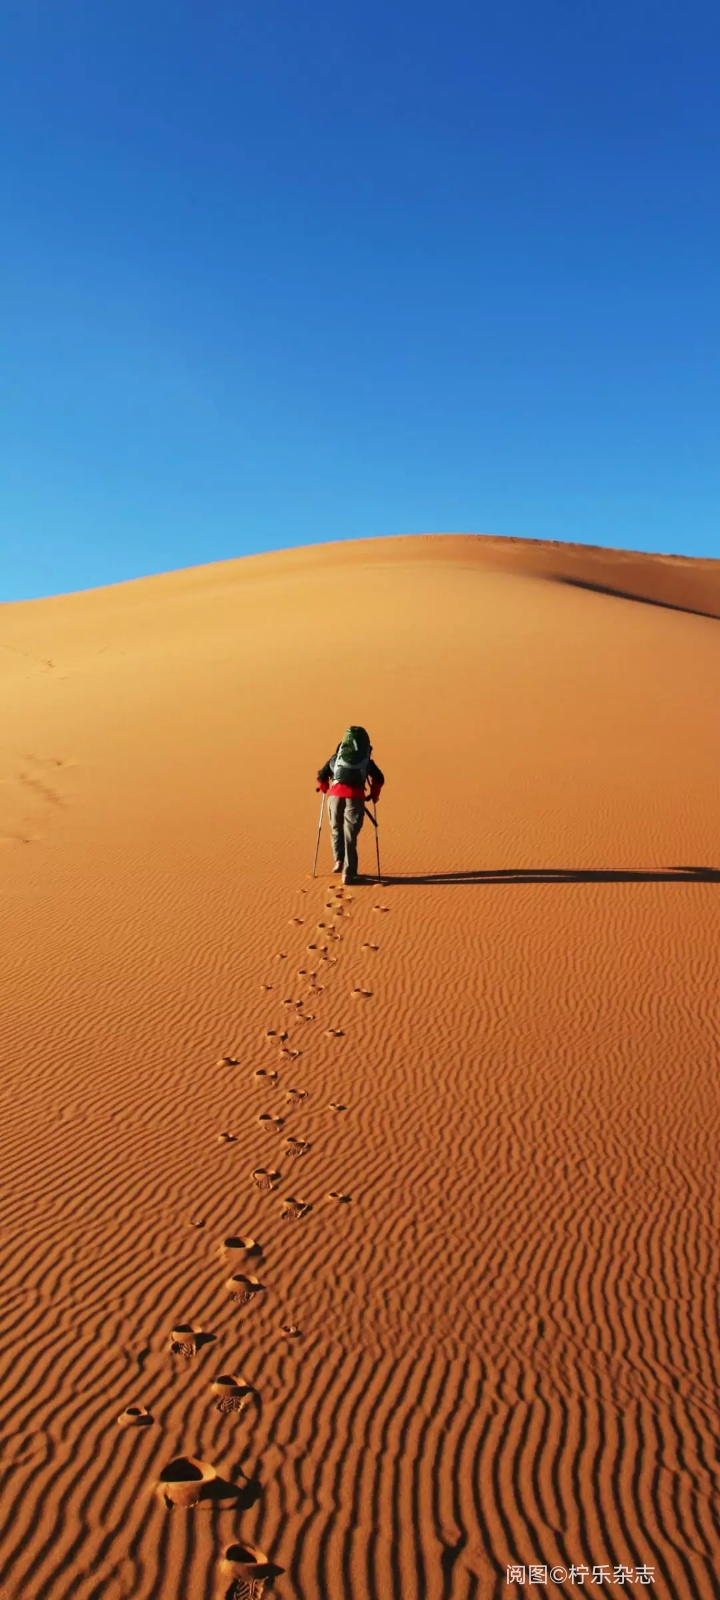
[316,726,384,884]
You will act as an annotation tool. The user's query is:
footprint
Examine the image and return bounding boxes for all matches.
[255,1068,279,1087]
[218,1132,238,1144]
[298,1012,315,1023]
[189,1217,205,1228]
[211,1373,253,1414]
[373,905,390,913]
[325,1028,345,1038]
[328,1102,347,1112]
[265,1029,288,1043]
[258,1113,284,1132]
[169,1324,200,1357]
[225,1273,264,1305]
[158,1455,217,1509]
[327,1191,351,1204]
[220,1545,273,1589]
[252,1168,280,1191]
[361,943,379,952]
[276,953,287,960]
[280,1324,301,1338]
[222,1235,262,1263]
[260,984,273,991]
[285,1137,309,1157]
[281,1197,310,1221]
[117,1405,153,1428]
[215,1395,249,1417]
[289,917,304,924]
[350,987,372,1001]
[280,1047,301,1060]
[285,1088,308,1103]
[217,1055,240,1067]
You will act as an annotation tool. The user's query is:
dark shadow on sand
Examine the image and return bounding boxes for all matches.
[202,1474,262,1509]
[381,866,720,887]
[555,574,720,622]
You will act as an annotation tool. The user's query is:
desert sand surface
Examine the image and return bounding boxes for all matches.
[1,531,720,1600]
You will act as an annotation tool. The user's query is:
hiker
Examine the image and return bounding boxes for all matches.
[316,727,384,885]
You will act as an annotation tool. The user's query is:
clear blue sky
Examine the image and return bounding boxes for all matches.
[2,1,719,599]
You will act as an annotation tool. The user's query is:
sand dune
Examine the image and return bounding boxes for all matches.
[1,532,720,1600]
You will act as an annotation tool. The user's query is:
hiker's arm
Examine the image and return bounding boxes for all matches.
[368,759,384,803]
[316,757,333,793]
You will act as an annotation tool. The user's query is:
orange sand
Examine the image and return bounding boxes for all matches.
[1,533,720,1600]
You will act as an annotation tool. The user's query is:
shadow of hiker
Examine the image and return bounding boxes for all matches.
[383,866,720,887]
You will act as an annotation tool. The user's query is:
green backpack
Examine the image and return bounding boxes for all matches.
[332,726,372,786]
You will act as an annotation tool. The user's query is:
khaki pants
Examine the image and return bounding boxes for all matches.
[327,796,365,876]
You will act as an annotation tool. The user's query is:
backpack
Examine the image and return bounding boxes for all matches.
[332,726,372,787]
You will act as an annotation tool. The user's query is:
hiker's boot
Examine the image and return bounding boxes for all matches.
[332,860,343,874]
[342,870,356,885]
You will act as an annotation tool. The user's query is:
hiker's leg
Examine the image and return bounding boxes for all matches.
[327,796,345,868]
[343,800,365,878]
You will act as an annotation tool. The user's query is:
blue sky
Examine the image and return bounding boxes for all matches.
[2,1,719,599]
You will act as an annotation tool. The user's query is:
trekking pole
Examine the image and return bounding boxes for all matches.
[312,793,325,877]
[363,797,382,882]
